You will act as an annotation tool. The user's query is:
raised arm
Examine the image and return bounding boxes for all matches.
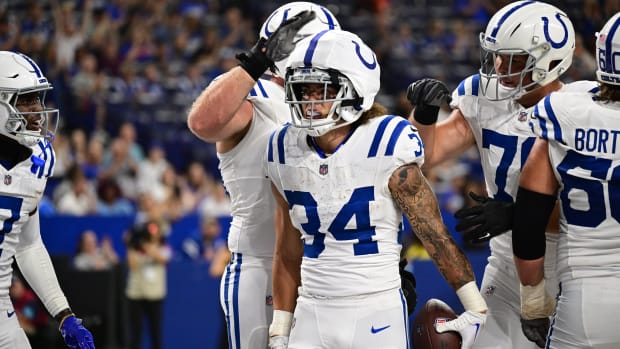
[406,78,475,169]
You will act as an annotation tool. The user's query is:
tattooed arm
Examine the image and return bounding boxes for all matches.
[388,162,474,290]
[389,162,487,348]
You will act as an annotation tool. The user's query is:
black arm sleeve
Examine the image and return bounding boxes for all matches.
[512,186,556,260]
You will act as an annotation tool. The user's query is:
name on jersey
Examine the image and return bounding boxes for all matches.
[575,128,620,154]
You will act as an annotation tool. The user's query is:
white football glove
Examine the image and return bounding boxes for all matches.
[268,335,289,349]
[435,310,486,349]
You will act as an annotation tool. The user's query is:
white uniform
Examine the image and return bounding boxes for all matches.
[265,115,423,349]
[452,75,598,348]
[530,87,620,348]
[218,78,290,349]
[0,138,67,349]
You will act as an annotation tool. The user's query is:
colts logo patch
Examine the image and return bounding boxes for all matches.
[3,175,11,185]
[319,164,328,175]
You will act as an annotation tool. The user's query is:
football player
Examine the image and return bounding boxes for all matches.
[264,29,487,349]
[0,51,94,348]
[406,2,597,348]
[186,3,341,348]
[513,12,620,348]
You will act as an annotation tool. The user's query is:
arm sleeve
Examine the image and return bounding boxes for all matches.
[15,211,69,317]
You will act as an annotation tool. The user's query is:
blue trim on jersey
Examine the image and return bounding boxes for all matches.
[303,30,330,67]
[18,52,42,78]
[472,74,480,96]
[543,95,565,144]
[457,75,479,96]
[223,255,234,347]
[489,1,535,38]
[399,289,411,349]
[604,17,620,73]
[368,115,398,157]
[42,140,55,177]
[319,7,336,29]
[256,80,268,98]
[37,141,47,178]
[384,119,410,156]
[545,282,561,348]
[223,253,243,348]
[267,130,277,163]
[277,124,291,164]
[589,86,600,94]
[534,103,549,140]
[249,88,257,97]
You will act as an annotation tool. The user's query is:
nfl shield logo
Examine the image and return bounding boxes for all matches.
[518,111,528,122]
[3,175,11,185]
[319,164,328,175]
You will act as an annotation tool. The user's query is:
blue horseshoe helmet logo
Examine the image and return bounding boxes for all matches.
[542,13,569,49]
[352,41,377,69]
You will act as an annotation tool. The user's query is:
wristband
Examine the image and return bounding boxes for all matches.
[520,279,555,319]
[55,308,75,329]
[269,310,293,337]
[456,281,487,313]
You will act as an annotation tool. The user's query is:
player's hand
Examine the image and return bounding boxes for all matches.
[60,315,95,349]
[236,11,316,80]
[520,280,555,348]
[435,310,486,349]
[406,78,452,125]
[454,192,514,244]
[399,259,417,314]
[269,335,289,349]
[520,318,549,348]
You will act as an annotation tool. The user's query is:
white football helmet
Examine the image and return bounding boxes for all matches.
[260,2,341,77]
[285,30,380,137]
[596,12,620,85]
[479,1,575,100]
[0,51,58,146]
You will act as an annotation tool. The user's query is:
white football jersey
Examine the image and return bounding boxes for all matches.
[218,78,290,257]
[0,139,54,298]
[530,86,620,282]
[265,115,425,297]
[452,75,598,258]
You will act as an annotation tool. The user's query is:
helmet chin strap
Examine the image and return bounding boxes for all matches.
[18,130,42,147]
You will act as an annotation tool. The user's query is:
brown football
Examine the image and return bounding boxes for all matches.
[412,298,461,349]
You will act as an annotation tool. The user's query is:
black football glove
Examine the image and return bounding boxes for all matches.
[399,259,417,315]
[406,78,452,125]
[520,317,549,348]
[454,192,514,244]
[236,11,316,80]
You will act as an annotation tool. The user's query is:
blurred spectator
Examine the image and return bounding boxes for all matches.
[81,135,105,180]
[181,215,226,262]
[184,161,213,211]
[9,274,52,348]
[136,143,169,201]
[100,137,139,200]
[74,229,120,270]
[55,164,98,215]
[51,0,92,72]
[125,221,171,349]
[96,178,135,215]
[117,121,144,163]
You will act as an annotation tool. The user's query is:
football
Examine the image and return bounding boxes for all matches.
[412,298,461,349]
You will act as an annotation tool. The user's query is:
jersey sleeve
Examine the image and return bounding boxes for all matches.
[247,78,290,125]
[529,92,568,143]
[263,124,291,196]
[450,74,481,118]
[366,116,425,172]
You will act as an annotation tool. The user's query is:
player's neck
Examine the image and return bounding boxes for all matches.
[516,80,564,108]
[311,124,355,156]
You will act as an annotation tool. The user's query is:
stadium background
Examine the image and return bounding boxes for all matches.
[2,0,616,348]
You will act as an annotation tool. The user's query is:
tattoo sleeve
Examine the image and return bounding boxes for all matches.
[389,163,475,290]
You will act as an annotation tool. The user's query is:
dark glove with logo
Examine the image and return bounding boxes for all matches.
[399,259,417,314]
[520,317,549,348]
[406,78,452,125]
[454,192,514,244]
[236,11,316,80]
